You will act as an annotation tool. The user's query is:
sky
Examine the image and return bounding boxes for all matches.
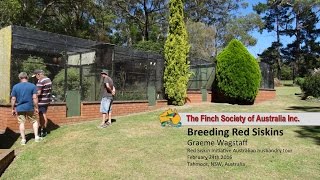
[242,0,275,57]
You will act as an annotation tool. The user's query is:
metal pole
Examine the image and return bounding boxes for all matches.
[79,53,83,100]
[64,53,68,101]
[111,46,115,78]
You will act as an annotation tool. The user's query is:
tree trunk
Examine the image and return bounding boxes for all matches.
[276,13,282,80]
[144,0,149,41]
[295,12,301,79]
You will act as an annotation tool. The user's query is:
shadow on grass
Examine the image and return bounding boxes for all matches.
[0,128,19,149]
[25,119,60,143]
[102,119,117,124]
[283,84,294,87]
[0,119,61,146]
[46,119,60,134]
[295,126,320,146]
[286,106,320,112]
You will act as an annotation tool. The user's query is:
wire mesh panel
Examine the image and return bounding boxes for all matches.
[111,46,163,100]
[7,25,222,103]
[2,25,277,105]
[188,58,215,90]
[9,26,111,102]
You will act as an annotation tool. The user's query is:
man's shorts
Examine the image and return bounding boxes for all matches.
[39,105,48,114]
[100,97,113,113]
[17,111,37,124]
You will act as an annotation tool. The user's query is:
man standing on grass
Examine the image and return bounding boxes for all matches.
[11,72,41,145]
[32,69,52,137]
[99,69,115,128]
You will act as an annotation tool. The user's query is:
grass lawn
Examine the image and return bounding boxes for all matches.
[2,86,320,179]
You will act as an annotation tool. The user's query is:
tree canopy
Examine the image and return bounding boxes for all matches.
[0,0,265,59]
[254,0,320,78]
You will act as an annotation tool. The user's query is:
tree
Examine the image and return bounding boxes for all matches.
[215,39,261,104]
[259,42,283,78]
[184,0,261,56]
[0,0,21,28]
[223,13,264,47]
[109,0,167,45]
[281,0,320,78]
[164,0,191,106]
[21,56,50,76]
[255,0,320,78]
[254,0,292,80]
[186,19,216,60]
[0,0,115,41]
[132,40,164,54]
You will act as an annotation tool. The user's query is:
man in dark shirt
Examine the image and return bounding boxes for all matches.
[32,69,52,137]
[11,72,41,145]
[99,69,115,128]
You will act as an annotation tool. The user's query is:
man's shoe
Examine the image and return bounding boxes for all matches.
[35,136,42,142]
[101,123,109,128]
[20,139,26,145]
[106,122,111,126]
[40,131,47,137]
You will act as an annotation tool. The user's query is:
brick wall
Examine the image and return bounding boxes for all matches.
[0,89,276,132]
[0,100,168,132]
[187,91,212,103]
[0,107,10,132]
[254,89,276,103]
[187,91,202,103]
[189,89,276,104]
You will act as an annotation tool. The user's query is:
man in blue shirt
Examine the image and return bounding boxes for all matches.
[11,72,41,145]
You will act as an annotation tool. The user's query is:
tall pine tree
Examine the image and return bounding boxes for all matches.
[164,0,191,106]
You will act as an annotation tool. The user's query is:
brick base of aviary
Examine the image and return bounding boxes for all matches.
[0,100,168,132]
[187,89,276,104]
[0,89,276,132]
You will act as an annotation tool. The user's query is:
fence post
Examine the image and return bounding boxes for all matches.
[66,90,81,117]
[201,88,207,102]
[148,85,156,106]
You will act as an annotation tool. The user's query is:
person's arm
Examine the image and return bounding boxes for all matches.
[112,86,116,96]
[105,83,113,93]
[37,82,43,96]
[33,94,39,114]
[11,96,17,115]
[37,89,41,96]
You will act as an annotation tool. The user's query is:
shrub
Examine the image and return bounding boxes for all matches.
[294,77,305,87]
[215,39,261,103]
[164,0,191,106]
[52,68,91,101]
[280,64,293,80]
[22,56,50,76]
[301,71,320,99]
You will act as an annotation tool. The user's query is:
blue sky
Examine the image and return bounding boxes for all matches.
[242,0,275,57]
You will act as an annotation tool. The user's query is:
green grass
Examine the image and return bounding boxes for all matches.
[280,80,295,86]
[2,87,320,179]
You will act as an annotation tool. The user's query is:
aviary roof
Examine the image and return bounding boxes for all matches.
[11,25,113,55]
[7,25,212,64]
